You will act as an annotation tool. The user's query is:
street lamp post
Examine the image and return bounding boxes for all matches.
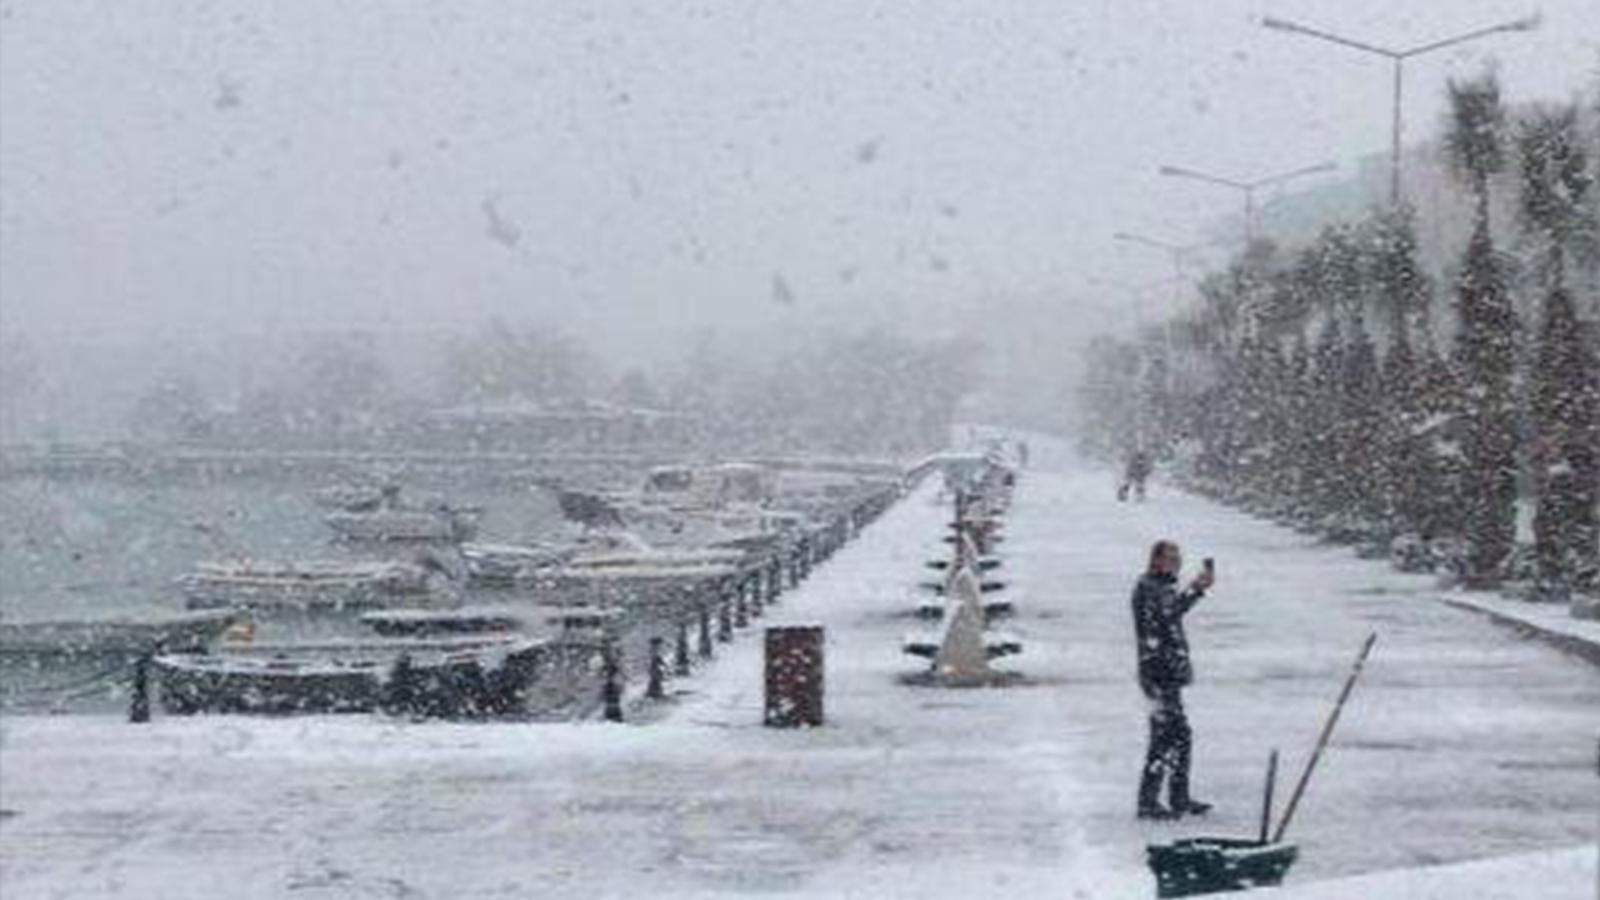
[1087,271,1178,333]
[1261,13,1540,204]
[1156,162,1336,244]
[1111,231,1206,306]
[1087,266,1183,453]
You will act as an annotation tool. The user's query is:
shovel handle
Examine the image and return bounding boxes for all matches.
[1272,632,1377,844]
[1258,749,1278,845]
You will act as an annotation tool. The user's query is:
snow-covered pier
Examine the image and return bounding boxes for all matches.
[1,448,1595,898]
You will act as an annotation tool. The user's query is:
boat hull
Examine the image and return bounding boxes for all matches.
[154,638,548,718]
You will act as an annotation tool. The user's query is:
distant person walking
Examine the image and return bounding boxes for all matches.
[1119,448,1152,502]
[1132,540,1215,820]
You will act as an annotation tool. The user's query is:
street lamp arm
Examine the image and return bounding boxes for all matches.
[1087,274,1176,295]
[1248,161,1338,188]
[1399,15,1542,58]
[1260,16,1397,58]
[1113,231,1182,253]
[1158,165,1249,191]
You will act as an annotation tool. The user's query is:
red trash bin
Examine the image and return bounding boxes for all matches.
[764,625,824,727]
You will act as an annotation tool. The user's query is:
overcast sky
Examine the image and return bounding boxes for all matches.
[1,0,1596,362]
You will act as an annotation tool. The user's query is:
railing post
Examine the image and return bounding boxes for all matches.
[646,636,667,701]
[129,652,152,723]
[766,558,782,604]
[734,578,749,628]
[717,593,733,643]
[601,639,624,722]
[675,619,693,676]
[698,603,714,658]
[749,571,764,618]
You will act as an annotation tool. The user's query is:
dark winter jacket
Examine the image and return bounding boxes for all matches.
[1132,572,1204,695]
[1126,452,1152,480]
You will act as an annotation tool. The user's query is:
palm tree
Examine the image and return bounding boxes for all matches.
[1445,71,1518,587]
[1369,207,1435,537]
[1445,73,1508,230]
[1518,104,1600,597]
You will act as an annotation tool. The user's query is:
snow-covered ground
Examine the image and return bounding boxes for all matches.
[2,445,1596,898]
[1444,591,1600,658]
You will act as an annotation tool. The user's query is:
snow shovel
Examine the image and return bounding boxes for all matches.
[1146,632,1377,897]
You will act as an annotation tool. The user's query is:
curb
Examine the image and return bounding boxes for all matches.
[1442,597,1600,667]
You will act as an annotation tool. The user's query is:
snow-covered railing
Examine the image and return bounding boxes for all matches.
[123,481,909,724]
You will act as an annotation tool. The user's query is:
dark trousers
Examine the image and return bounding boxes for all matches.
[1139,686,1192,810]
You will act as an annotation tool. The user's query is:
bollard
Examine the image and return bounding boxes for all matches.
[766,559,782,604]
[698,604,714,658]
[749,572,765,618]
[734,580,749,628]
[675,620,692,676]
[129,652,152,723]
[764,626,824,727]
[717,597,733,643]
[601,640,624,722]
[647,636,667,701]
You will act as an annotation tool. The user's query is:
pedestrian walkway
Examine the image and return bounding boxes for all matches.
[1443,592,1600,665]
[2,449,1595,899]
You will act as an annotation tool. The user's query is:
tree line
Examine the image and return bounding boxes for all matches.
[84,320,980,460]
[1082,71,1599,601]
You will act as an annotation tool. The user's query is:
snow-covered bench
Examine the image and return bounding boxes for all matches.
[913,596,1014,622]
[924,557,1002,572]
[916,579,1007,595]
[902,631,1022,661]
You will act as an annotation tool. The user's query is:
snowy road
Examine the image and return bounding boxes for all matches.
[2,449,1596,898]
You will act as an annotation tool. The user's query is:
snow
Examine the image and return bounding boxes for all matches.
[2,448,1595,898]
[1443,592,1600,652]
[1262,846,1595,899]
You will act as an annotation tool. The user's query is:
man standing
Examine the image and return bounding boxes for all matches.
[1132,540,1215,819]
[1120,451,1158,499]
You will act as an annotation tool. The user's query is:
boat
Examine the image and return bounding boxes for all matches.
[565,547,751,571]
[178,560,443,612]
[311,483,390,511]
[620,461,779,514]
[323,484,481,543]
[154,635,549,718]
[459,541,573,585]
[325,507,479,543]
[0,609,239,657]
[531,560,743,609]
[360,607,528,638]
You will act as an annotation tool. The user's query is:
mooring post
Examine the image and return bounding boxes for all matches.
[646,636,667,701]
[675,620,692,676]
[128,652,152,724]
[601,639,624,723]
[717,594,733,643]
[698,603,714,658]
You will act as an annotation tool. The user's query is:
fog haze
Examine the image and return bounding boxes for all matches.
[2,0,1596,380]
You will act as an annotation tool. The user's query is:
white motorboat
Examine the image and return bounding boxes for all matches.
[179,560,445,612]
